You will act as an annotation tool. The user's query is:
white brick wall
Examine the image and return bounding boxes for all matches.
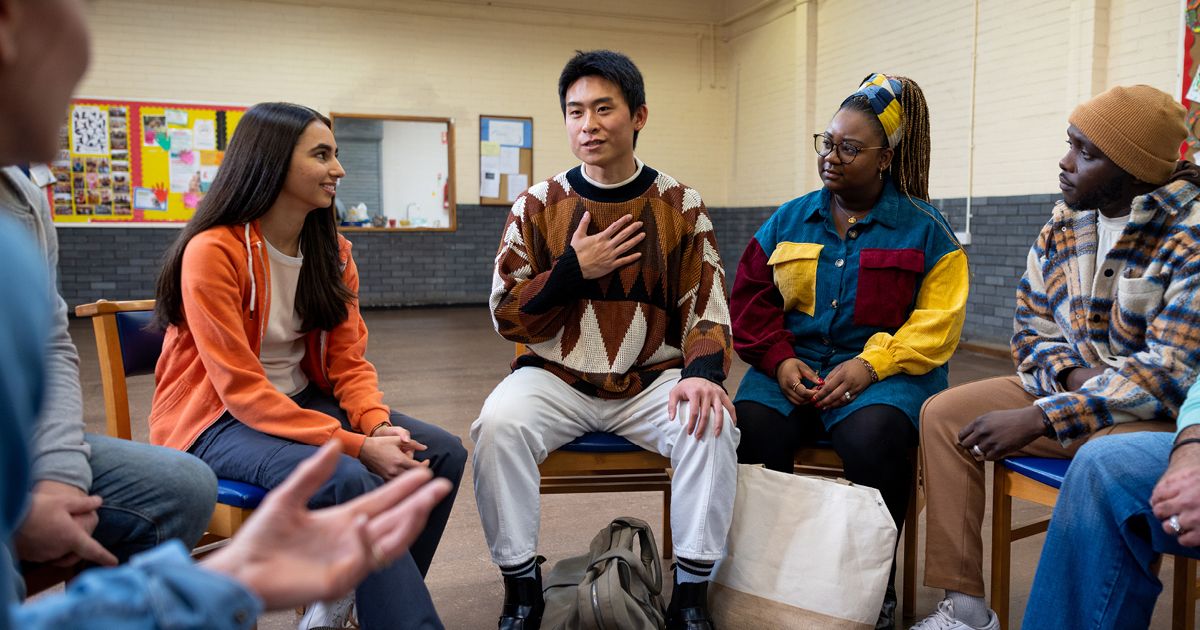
[79,0,731,204]
[722,0,1182,204]
[78,0,1183,207]
[726,12,796,206]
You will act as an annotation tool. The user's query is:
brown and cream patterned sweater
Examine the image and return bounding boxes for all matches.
[490,162,732,399]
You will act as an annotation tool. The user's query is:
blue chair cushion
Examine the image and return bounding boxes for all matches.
[216,479,267,509]
[1001,457,1070,490]
[115,310,164,377]
[559,432,643,453]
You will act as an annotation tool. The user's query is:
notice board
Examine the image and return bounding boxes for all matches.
[49,98,245,224]
[479,115,533,206]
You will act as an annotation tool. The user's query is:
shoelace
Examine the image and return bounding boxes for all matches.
[910,600,960,630]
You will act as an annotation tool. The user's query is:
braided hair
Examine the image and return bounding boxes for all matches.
[839,75,931,203]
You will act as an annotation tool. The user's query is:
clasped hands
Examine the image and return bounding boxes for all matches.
[776,357,872,411]
[359,424,428,479]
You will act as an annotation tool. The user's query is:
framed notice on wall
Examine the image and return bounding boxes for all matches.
[48,98,245,225]
[479,115,533,206]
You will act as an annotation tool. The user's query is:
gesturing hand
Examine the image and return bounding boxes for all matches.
[571,211,645,279]
[15,480,118,568]
[201,441,452,611]
[669,377,737,439]
[775,358,821,406]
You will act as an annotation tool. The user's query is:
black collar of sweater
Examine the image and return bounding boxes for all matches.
[565,163,659,203]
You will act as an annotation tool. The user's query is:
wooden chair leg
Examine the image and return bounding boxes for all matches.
[990,466,1013,630]
[902,479,919,620]
[1172,556,1196,630]
[662,487,673,560]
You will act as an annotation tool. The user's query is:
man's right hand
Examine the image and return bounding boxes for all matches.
[776,358,821,406]
[14,480,118,567]
[359,435,429,479]
[570,211,645,279]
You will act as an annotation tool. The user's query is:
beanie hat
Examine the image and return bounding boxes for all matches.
[1068,85,1187,185]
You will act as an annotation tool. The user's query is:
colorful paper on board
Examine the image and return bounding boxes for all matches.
[165,109,188,126]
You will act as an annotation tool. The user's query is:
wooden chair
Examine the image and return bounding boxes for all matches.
[991,456,1198,629]
[515,345,674,558]
[540,432,674,558]
[794,443,922,621]
[74,299,266,546]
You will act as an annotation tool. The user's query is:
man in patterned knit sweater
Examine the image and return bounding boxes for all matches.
[471,50,738,630]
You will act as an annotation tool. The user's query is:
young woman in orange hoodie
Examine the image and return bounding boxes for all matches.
[150,102,465,630]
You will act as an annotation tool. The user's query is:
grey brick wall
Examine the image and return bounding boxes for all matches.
[55,195,1054,346]
[933,194,1057,345]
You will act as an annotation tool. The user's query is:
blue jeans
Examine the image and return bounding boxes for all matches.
[11,436,217,600]
[1023,432,1200,629]
[86,435,216,562]
[189,384,466,630]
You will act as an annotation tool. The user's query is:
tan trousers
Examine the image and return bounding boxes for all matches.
[920,375,1172,597]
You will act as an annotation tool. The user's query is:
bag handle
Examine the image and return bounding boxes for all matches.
[610,517,663,593]
[583,518,662,594]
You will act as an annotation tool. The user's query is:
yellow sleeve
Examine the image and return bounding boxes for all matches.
[858,248,969,380]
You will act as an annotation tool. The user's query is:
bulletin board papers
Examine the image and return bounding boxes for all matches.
[53,99,245,224]
[479,115,533,206]
[488,120,527,147]
[506,174,528,202]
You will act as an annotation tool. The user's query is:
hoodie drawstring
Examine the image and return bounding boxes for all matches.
[243,223,256,315]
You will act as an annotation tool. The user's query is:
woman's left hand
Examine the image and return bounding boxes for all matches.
[812,359,872,410]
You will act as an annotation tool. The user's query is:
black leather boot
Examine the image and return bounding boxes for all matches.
[666,578,715,630]
[498,560,544,630]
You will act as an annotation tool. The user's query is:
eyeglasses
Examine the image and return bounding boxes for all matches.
[813,134,885,164]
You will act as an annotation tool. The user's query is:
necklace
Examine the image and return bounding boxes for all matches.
[832,199,869,225]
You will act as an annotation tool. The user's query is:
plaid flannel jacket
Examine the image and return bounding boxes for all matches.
[1014,178,1200,443]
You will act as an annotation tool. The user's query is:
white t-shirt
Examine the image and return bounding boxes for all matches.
[260,239,309,396]
[1096,211,1127,271]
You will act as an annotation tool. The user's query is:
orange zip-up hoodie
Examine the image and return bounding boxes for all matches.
[149,221,389,457]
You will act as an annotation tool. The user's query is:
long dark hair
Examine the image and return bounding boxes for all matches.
[839,75,931,202]
[154,102,354,332]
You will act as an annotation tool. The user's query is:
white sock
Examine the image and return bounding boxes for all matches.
[946,591,990,628]
[500,557,538,580]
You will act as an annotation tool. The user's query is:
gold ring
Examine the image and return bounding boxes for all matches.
[790,380,802,391]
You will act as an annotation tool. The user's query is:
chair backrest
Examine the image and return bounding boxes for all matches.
[74,299,161,440]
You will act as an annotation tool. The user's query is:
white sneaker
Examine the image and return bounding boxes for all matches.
[909,598,999,630]
[298,595,356,629]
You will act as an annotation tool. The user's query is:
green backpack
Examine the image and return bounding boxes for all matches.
[541,517,667,630]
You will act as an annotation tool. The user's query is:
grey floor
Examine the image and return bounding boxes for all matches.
[65,306,1188,629]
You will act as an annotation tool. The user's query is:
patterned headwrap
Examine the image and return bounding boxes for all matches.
[854,73,904,148]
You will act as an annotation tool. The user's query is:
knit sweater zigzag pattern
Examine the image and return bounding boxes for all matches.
[490,165,732,399]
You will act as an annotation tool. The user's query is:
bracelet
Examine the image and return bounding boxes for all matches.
[1171,437,1200,458]
[369,421,392,437]
[856,357,879,383]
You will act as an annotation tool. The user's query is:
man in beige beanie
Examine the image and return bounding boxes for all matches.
[912,84,1200,630]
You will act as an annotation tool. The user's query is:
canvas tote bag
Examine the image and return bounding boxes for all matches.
[710,464,897,629]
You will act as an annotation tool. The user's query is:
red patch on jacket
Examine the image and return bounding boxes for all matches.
[854,248,924,328]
